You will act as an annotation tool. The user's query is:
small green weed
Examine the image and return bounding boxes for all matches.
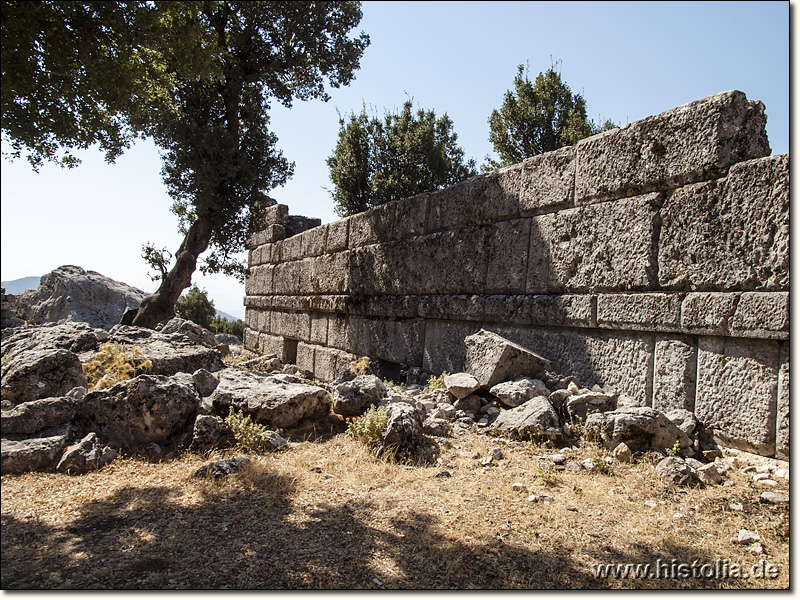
[346,405,388,444]
[220,408,279,452]
[424,372,449,392]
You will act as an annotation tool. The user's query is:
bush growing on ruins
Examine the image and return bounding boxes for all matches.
[425,372,450,392]
[486,61,616,169]
[327,101,477,216]
[174,285,215,330]
[346,405,388,444]
[221,409,277,452]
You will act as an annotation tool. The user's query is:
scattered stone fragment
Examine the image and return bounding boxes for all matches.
[547,453,567,465]
[489,396,561,440]
[759,491,789,505]
[480,456,494,467]
[565,462,582,473]
[190,415,234,451]
[435,470,452,478]
[695,463,723,485]
[774,468,789,480]
[422,417,453,437]
[748,543,765,555]
[585,407,692,454]
[737,529,761,545]
[511,482,528,493]
[489,447,504,461]
[644,500,658,509]
[612,442,632,463]
[490,377,549,408]
[193,455,250,479]
[55,432,117,474]
[443,372,480,399]
[453,394,482,416]
[332,375,387,417]
[581,458,596,471]
[655,456,698,486]
[752,472,770,482]
[464,329,559,388]
[755,479,778,488]
[729,502,744,511]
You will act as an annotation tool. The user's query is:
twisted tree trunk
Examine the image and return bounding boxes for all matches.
[123,214,215,329]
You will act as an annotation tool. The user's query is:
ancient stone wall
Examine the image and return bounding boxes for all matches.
[243,91,789,459]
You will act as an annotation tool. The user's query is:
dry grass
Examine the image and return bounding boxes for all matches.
[1,433,789,590]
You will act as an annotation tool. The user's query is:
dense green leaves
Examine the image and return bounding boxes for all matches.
[1,1,212,169]
[487,63,615,168]
[328,101,477,216]
[175,285,216,329]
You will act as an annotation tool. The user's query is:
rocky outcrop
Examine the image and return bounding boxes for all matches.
[190,414,235,451]
[379,402,424,456]
[585,407,693,453]
[73,373,200,450]
[1,348,87,409]
[332,375,388,417]
[14,265,146,330]
[1,423,74,474]
[490,396,562,440]
[56,432,118,474]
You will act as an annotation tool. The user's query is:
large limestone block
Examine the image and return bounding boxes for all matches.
[575,90,770,204]
[519,146,576,215]
[393,193,430,240]
[418,295,485,322]
[325,217,350,253]
[1,395,80,435]
[1,348,87,408]
[422,320,481,375]
[652,336,697,413]
[596,293,682,332]
[74,374,200,450]
[658,154,788,291]
[348,202,397,248]
[210,370,332,429]
[333,375,388,417]
[313,346,358,382]
[304,252,350,295]
[776,342,789,460]
[695,337,779,456]
[464,329,558,388]
[426,165,521,234]
[728,292,789,340]
[490,396,562,440]
[526,193,661,294]
[484,219,531,294]
[491,326,654,404]
[585,407,692,453]
[526,294,596,328]
[1,423,74,474]
[680,293,739,335]
[346,316,425,365]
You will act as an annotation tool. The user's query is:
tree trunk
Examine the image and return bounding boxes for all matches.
[124,215,215,329]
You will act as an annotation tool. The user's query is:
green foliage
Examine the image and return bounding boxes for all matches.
[346,405,388,444]
[1,1,213,170]
[666,440,682,458]
[82,342,152,391]
[209,315,244,339]
[486,61,616,169]
[328,101,477,216]
[424,372,450,392]
[221,409,277,452]
[174,285,215,329]
[535,461,558,484]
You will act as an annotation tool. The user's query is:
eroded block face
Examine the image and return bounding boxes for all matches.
[695,337,779,456]
[576,90,769,204]
[658,154,789,292]
[526,193,661,294]
[776,342,789,460]
[652,336,697,412]
[519,146,576,215]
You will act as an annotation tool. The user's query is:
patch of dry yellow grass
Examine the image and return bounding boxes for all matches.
[1,434,789,589]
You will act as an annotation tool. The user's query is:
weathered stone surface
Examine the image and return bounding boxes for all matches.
[489,396,561,440]
[190,414,234,450]
[55,432,117,474]
[74,374,200,450]
[345,317,425,366]
[13,265,146,329]
[393,193,430,240]
[526,193,661,294]
[313,346,359,383]
[418,295,484,322]
[489,377,549,408]
[519,146,575,215]
[422,416,452,437]
[680,293,739,335]
[658,153,788,291]
[160,317,217,347]
[585,407,692,453]
[775,342,789,460]
[665,409,698,436]
[210,370,331,428]
[596,293,682,331]
[759,491,789,505]
[652,336,697,412]
[728,292,789,340]
[564,391,616,422]
[695,337,778,456]
[380,402,424,454]
[1,396,79,435]
[333,375,388,417]
[1,423,74,474]
[1,348,87,408]
[465,329,558,388]
[453,394,482,416]
[422,319,481,376]
[444,372,480,399]
[426,165,521,234]
[192,369,220,398]
[576,90,769,204]
[484,219,531,294]
[526,294,595,328]
[107,326,225,376]
[2,321,102,356]
[655,456,698,487]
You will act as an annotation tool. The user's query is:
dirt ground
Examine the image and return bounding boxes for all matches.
[1,432,789,590]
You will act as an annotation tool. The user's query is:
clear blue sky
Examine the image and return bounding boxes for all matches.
[1,1,790,318]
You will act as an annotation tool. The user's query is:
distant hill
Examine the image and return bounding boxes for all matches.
[215,309,242,322]
[1,276,41,294]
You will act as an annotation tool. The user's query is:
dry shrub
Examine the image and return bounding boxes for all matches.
[82,342,152,391]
